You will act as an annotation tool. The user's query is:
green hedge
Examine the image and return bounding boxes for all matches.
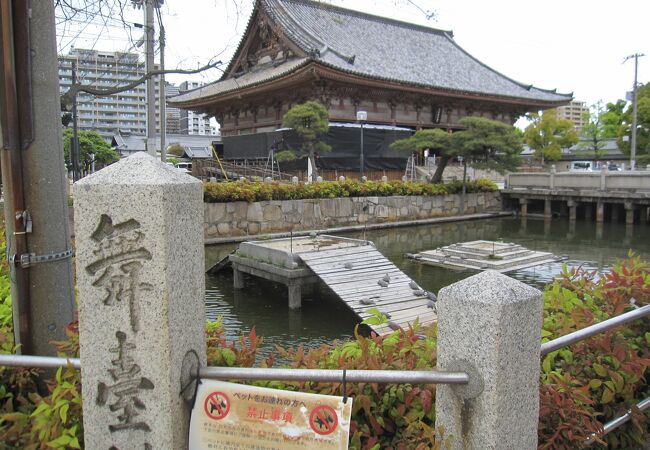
[203,179,498,203]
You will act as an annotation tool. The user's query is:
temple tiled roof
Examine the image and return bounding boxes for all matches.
[171,0,571,105]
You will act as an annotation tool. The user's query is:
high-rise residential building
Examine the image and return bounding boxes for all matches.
[178,81,215,135]
[555,101,588,131]
[165,82,181,134]
[58,48,161,137]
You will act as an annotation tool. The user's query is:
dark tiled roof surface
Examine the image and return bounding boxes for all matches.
[172,0,571,104]
[265,0,570,102]
[171,58,311,102]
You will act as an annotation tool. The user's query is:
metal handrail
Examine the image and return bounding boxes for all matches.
[542,304,649,442]
[199,367,469,385]
[0,354,469,385]
[0,354,80,370]
[541,304,650,356]
[585,396,650,446]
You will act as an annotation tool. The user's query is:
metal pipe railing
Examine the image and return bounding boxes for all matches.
[585,396,650,445]
[199,367,469,385]
[0,354,80,370]
[0,354,469,385]
[541,304,650,356]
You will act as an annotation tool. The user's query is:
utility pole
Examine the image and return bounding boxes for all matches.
[71,61,81,181]
[159,15,166,162]
[624,53,645,170]
[145,0,156,156]
[0,0,75,355]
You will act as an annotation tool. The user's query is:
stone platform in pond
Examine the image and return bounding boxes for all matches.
[408,240,561,273]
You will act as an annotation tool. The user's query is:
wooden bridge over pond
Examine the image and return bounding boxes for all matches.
[229,236,436,335]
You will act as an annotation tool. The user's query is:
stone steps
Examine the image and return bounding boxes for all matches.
[439,247,534,261]
[411,240,561,273]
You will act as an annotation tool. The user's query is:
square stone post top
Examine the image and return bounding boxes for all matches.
[74,153,206,450]
[435,270,543,450]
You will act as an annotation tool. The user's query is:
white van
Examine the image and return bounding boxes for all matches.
[569,161,593,172]
[175,162,192,174]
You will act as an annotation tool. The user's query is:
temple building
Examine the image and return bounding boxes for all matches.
[170,0,572,175]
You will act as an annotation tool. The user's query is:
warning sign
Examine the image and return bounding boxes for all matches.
[204,391,230,420]
[189,380,352,450]
[310,405,338,435]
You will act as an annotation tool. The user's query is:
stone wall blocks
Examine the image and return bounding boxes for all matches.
[263,204,283,221]
[319,199,337,217]
[375,205,389,218]
[203,192,499,238]
[216,222,231,235]
[247,222,260,235]
[246,203,264,222]
[338,200,352,217]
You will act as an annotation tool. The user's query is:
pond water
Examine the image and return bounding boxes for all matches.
[204,217,650,356]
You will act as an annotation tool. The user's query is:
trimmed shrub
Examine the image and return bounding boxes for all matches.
[203,179,498,203]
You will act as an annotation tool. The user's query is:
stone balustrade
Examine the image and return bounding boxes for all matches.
[508,169,650,191]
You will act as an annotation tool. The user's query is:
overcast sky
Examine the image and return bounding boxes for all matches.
[57,0,650,110]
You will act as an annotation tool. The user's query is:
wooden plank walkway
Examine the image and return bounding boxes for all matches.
[298,245,436,335]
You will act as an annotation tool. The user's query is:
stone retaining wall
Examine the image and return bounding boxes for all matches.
[204,192,500,238]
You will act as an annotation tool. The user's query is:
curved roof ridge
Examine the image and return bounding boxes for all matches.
[271,0,454,37]
[441,33,572,99]
[265,0,355,65]
[267,0,324,51]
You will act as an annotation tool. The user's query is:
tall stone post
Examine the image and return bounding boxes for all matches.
[233,264,245,289]
[567,200,577,222]
[596,201,605,223]
[549,165,555,189]
[519,198,528,217]
[544,199,552,218]
[288,282,302,310]
[625,202,635,225]
[435,271,543,450]
[74,153,206,449]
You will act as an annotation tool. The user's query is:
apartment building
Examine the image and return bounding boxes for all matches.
[555,100,588,131]
[165,82,181,134]
[178,81,217,135]
[58,48,161,137]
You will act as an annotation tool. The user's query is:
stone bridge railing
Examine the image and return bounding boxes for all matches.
[507,167,650,192]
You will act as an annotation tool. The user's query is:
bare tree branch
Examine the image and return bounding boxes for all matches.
[60,59,223,107]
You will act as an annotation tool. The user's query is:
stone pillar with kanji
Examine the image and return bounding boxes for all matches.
[74,152,206,449]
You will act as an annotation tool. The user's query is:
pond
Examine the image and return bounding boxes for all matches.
[204,217,650,356]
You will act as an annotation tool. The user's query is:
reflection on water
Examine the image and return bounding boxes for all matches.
[205,217,650,356]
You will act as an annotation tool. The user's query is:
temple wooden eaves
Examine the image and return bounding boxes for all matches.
[169,0,572,138]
